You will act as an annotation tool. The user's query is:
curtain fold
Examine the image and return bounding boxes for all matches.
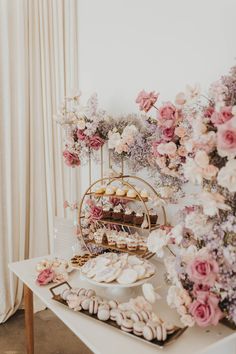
[0,0,79,323]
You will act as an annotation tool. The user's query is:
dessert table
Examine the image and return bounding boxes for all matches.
[9,256,236,354]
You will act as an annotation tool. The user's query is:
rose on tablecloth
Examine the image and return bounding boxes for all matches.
[36,268,55,286]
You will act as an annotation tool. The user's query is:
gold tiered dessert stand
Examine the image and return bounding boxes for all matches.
[78,174,167,259]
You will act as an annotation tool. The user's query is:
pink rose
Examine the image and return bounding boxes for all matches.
[36,268,55,286]
[217,118,236,157]
[211,107,233,126]
[89,205,103,220]
[187,255,218,286]
[178,146,187,157]
[159,102,177,120]
[77,129,87,141]
[63,150,80,167]
[135,90,159,112]
[161,127,175,141]
[88,135,104,150]
[189,292,223,327]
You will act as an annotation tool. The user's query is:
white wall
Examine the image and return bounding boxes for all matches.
[77,0,236,220]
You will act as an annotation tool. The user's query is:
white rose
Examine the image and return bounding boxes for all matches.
[217,159,236,193]
[183,158,203,184]
[108,132,121,149]
[195,150,209,168]
[147,229,168,257]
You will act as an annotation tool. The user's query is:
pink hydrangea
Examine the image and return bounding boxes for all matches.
[189,292,223,327]
[88,135,104,150]
[136,90,159,112]
[63,150,80,167]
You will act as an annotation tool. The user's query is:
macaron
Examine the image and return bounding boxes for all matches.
[89,299,99,315]
[133,321,146,336]
[143,324,156,341]
[116,311,127,326]
[97,308,110,321]
[120,319,133,333]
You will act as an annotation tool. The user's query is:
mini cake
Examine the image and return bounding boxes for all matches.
[107,231,117,246]
[105,186,115,195]
[116,236,127,249]
[94,185,105,194]
[149,208,158,224]
[123,207,134,223]
[133,210,144,225]
[127,238,138,251]
[139,238,148,251]
[94,230,103,244]
[126,189,137,198]
[140,189,149,199]
[102,204,113,219]
[112,204,123,220]
[116,188,126,197]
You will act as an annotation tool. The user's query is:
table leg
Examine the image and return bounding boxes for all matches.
[24,284,34,354]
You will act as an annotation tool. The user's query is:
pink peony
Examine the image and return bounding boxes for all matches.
[89,205,103,220]
[63,150,80,167]
[88,135,104,150]
[189,292,223,327]
[159,102,177,120]
[135,90,159,112]
[211,107,233,126]
[36,268,55,286]
[161,127,175,141]
[187,254,218,286]
[77,129,87,141]
[217,118,236,157]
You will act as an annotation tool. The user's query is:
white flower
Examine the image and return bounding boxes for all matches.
[185,212,213,238]
[142,283,161,304]
[77,118,86,130]
[180,314,195,327]
[169,224,183,245]
[147,229,169,257]
[195,191,231,216]
[108,131,121,149]
[185,83,201,102]
[164,256,181,287]
[217,159,236,193]
[179,245,198,263]
[183,158,203,184]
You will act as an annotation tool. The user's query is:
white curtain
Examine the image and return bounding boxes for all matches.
[0,0,79,323]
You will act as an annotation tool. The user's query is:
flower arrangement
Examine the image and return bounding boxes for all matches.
[56,92,110,166]
[35,258,72,286]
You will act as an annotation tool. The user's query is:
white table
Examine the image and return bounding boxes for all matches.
[9,256,236,354]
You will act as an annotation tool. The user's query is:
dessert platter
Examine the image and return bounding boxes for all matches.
[80,253,155,288]
[77,175,168,260]
[50,282,187,348]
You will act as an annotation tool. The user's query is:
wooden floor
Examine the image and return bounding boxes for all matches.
[0,309,92,354]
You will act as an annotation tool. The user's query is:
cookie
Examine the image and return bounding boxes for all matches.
[117,269,138,284]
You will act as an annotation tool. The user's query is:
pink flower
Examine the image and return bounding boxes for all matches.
[187,254,218,286]
[36,268,55,286]
[217,118,236,157]
[77,129,87,141]
[193,283,210,296]
[63,150,80,167]
[204,106,215,118]
[175,126,186,138]
[161,127,175,141]
[89,205,103,220]
[211,107,233,126]
[189,292,223,327]
[159,102,177,120]
[136,90,159,112]
[63,200,69,208]
[88,135,104,150]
